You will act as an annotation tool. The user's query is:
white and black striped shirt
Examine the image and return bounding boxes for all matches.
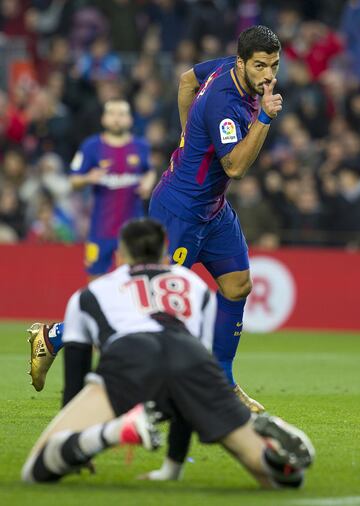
[63,263,216,352]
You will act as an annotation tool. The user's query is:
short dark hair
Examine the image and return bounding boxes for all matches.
[120,218,166,264]
[237,25,281,62]
[103,98,129,112]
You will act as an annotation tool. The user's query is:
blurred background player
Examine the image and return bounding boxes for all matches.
[70,98,156,279]
[27,98,156,388]
[150,26,283,412]
[22,218,314,488]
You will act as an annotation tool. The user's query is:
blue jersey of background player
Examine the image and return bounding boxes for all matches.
[70,99,156,278]
[150,26,283,412]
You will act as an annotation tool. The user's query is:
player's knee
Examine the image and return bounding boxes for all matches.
[21,447,60,484]
[241,278,252,298]
[22,431,75,483]
[21,454,36,483]
[222,277,252,300]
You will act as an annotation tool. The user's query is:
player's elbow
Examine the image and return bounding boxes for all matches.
[221,153,249,179]
[179,71,188,85]
[179,69,199,90]
[223,163,248,180]
[229,168,248,180]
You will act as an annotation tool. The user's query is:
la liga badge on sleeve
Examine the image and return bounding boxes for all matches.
[219,118,238,143]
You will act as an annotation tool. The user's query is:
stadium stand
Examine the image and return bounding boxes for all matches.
[0,0,359,248]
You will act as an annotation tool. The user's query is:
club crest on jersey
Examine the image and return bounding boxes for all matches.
[126,154,140,166]
[219,119,237,144]
[99,159,112,169]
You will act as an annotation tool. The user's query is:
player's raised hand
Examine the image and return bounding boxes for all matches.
[261,78,283,119]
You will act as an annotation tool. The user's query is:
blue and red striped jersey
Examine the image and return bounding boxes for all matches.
[153,56,259,222]
[70,134,150,239]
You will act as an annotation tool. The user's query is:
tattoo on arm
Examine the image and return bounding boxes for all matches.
[221,153,232,172]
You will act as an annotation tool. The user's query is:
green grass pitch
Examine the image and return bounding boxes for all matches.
[1,322,360,506]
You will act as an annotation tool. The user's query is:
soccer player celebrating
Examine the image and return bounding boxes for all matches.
[22,219,314,488]
[27,99,156,389]
[149,25,283,412]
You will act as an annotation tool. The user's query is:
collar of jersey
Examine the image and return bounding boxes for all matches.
[230,67,248,98]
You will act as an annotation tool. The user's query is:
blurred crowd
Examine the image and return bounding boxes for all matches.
[0,0,359,248]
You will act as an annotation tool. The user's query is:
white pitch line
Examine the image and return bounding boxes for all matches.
[291,497,360,506]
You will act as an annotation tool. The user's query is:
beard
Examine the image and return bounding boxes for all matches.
[107,126,127,136]
[244,69,264,96]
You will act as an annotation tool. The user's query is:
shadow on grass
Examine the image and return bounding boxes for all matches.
[1,478,301,498]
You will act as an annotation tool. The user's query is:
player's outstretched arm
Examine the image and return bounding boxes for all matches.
[178,69,199,131]
[62,342,92,406]
[139,415,192,481]
[69,167,108,190]
[221,79,282,179]
[138,456,183,481]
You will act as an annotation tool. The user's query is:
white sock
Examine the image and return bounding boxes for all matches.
[78,418,126,456]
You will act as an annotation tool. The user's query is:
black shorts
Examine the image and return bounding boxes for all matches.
[95,330,250,443]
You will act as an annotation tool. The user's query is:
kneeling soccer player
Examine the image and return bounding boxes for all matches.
[22,218,314,487]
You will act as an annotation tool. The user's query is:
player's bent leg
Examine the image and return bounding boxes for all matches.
[28,382,115,459]
[22,404,160,483]
[213,271,251,386]
[221,414,314,489]
[221,420,271,487]
[22,382,161,483]
[210,270,264,413]
[27,322,64,391]
[216,269,252,301]
[201,205,264,412]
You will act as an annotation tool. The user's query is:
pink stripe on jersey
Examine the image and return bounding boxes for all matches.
[196,144,215,185]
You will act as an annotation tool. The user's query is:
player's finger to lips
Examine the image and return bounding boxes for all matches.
[268,78,277,92]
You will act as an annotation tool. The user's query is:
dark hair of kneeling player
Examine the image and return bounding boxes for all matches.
[119,218,167,265]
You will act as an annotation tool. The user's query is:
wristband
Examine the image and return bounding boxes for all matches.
[258,109,273,125]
